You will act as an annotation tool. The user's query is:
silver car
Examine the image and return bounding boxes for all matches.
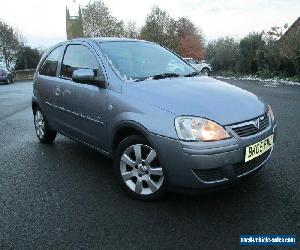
[184,58,212,75]
[32,38,277,200]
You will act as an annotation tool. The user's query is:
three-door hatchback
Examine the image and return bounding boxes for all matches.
[32,38,277,200]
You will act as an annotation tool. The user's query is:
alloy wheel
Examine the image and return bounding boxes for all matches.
[202,68,209,76]
[120,144,164,195]
[34,110,45,139]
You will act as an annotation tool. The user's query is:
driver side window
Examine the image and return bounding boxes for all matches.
[61,45,99,79]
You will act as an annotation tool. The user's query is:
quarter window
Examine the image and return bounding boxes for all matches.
[39,46,62,77]
[61,45,99,79]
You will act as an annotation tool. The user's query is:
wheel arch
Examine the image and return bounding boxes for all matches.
[111,121,150,153]
[201,67,210,72]
[32,97,39,113]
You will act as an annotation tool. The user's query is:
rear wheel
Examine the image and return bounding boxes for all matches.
[114,135,167,200]
[201,68,210,76]
[33,108,57,144]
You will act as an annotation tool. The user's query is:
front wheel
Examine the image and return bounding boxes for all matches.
[114,135,167,200]
[34,108,57,144]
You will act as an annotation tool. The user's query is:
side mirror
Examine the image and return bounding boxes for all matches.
[72,69,106,88]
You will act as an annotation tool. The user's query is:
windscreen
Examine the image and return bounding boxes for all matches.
[98,41,195,81]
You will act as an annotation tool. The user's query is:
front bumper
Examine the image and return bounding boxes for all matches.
[147,121,277,190]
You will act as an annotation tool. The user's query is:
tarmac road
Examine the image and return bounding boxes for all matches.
[0,79,299,249]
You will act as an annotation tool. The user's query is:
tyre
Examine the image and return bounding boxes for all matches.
[114,135,167,200]
[33,107,57,144]
[201,68,210,76]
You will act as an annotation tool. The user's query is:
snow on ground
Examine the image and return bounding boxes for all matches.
[215,75,300,86]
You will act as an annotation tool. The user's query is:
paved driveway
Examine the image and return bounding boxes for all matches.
[0,80,299,249]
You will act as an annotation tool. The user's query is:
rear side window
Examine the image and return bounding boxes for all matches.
[39,46,62,77]
[61,45,99,79]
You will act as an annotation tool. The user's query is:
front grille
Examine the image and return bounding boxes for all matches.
[193,168,225,183]
[233,150,270,177]
[232,116,269,137]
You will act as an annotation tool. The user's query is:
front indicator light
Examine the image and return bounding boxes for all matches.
[268,104,275,122]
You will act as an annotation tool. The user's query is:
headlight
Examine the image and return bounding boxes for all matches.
[268,104,275,122]
[175,116,230,141]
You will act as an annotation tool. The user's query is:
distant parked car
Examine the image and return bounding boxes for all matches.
[0,69,14,84]
[184,58,212,75]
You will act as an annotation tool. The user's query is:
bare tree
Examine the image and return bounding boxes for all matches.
[125,20,139,38]
[0,20,21,70]
[82,0,125,37]
[139,6,179,52]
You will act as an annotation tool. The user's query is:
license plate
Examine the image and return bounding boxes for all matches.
[245,134,274,162]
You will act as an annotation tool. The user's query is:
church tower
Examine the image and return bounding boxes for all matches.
[66,5,83,40]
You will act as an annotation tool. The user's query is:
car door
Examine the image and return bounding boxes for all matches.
[35,45,64,128]
[55,43,108,150]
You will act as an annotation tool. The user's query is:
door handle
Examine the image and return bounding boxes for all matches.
[55,87,61,96]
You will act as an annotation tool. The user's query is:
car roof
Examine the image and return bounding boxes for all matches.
[45,37,155,57]
[67,37,150,44]
[92,37,146,43]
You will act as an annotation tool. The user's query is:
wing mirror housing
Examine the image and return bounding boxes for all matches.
[72,69,106,88]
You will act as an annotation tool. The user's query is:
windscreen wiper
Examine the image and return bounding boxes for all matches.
[135,73,180,82]
[184,71,201,77]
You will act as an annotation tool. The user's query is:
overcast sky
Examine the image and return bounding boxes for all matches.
[0,0,299,48]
